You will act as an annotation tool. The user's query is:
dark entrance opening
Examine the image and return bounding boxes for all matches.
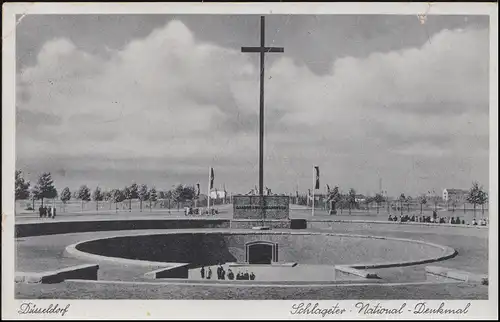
[248,244,273,264]
[245,241,277,264]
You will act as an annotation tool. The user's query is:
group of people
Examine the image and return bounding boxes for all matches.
[38,205,56,219]
[388,211,488,226]
[200,265,256,281]
[184,207,219,216]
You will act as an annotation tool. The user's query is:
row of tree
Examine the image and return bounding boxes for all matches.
[15,171,199,213]
[321,182,488,216]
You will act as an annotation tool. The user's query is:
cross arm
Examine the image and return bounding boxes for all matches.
[241,47,284,53]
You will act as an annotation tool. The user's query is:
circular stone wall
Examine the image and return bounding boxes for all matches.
[72,231,448,267]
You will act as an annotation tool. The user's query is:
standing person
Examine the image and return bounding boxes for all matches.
[216,265,222,280]
[207,267,212,280]
[221,267,226,280]
[53,206,57,219]
[250,272,256,280]
[39,205,43,218]
[227,269,234,280]
[200,266,205,279]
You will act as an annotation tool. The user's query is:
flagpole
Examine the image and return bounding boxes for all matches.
[207,167,211,214]
[312,166,315,217]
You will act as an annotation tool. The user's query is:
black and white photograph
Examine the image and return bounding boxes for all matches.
[2,2,498,320]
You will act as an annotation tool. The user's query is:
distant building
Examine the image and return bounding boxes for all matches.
[209,190,227,200]
[442,188,468,202]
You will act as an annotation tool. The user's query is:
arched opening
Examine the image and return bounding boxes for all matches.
[245,241,278,264]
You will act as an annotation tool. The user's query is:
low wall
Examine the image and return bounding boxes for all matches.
[144,264,190,279]
[425,266,488,284]
[69,232,447,269]
[15,219,230,238]
[15,264,99,284]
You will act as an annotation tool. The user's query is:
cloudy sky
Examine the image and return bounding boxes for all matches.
[15,14,490,196]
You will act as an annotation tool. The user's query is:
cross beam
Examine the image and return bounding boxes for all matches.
[241,16,284,198]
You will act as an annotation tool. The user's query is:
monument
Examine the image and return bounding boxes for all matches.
[235,16,287,230]
[231,194,290,229]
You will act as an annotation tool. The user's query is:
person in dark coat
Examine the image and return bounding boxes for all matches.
[244,271,249,280]
[221,267,226,280]
[250,272,256,280]
[227,269,234,280]
[52,207,56,218]
[200,266,205,279]
[39,206,43,218]
[217,266,222,280]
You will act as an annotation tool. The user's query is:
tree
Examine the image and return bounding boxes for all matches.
[29,186,37,210]
[15,170,31,200]
[33,172,57,207]
[170,184,196,210]
[164,190,173,213]
[149,187,158,212]
[92,186,104,211]
[122,183,139,212]
[60,187,71,212]
[419,194,427,214]
[451,196,457,213]
[399,193,406,215]
[110,189,124,213]
[138,184,149,212]
[129,183,139,211]
[77,185,91,211]
[172,184,184,210]
[406,196,412,212]
[347,189,357,215]
[466,182,481,219]
[477,190,488,216]
[122,186,132,212]
[373,193,385,214]
[102,190,112,210]
[182,185,196,206]
[326,186,341,214]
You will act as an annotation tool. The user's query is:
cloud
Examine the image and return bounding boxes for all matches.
[16,20,489,194]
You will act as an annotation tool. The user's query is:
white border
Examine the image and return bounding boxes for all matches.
[2,2,498,320]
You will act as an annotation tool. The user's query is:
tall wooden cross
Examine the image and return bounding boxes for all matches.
[241,16,284,198]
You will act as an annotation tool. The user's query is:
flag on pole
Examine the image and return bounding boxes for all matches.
[196,183,200,197]
[327,184,331,193]
[314,166,320,189]
[210,168,214,190]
